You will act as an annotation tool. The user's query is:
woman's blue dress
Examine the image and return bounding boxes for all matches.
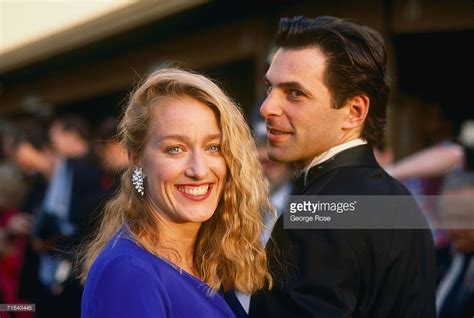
[81,228,236,317]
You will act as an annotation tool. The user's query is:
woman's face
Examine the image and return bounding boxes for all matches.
[138,95,227,225]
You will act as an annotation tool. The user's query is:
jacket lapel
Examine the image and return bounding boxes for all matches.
[295,144,379,195]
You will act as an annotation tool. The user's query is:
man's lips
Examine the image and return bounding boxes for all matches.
[266,126,292,142]
[266,125,292,134]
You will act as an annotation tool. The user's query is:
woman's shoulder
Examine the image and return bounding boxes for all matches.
[88,229,161,279]
[86,228,187,288]
[82,231,173,317]
[86,244,156,289]
[82,251,172,318]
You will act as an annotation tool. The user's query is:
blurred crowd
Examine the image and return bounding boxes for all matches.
[0,104,473,317]
[0,114,127,318]
[374,107,474,317]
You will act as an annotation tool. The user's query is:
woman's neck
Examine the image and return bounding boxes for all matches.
[154,216,201,277]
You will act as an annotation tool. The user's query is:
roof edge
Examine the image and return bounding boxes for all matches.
[0,0,206,74]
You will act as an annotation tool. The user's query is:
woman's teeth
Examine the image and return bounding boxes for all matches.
[177,185,210,196]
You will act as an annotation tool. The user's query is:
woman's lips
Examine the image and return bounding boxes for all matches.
[176,183,213,201]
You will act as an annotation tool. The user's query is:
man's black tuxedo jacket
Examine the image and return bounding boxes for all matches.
[249,145,436,318]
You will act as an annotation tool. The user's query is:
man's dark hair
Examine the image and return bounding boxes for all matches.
[275,16,389,145]
[95,117,120,143]
[54,114,91,142]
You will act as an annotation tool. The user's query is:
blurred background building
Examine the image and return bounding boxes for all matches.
[0,0,473,158]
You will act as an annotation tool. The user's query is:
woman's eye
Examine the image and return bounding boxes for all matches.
[207,145,221,153]
[167,146,183,154]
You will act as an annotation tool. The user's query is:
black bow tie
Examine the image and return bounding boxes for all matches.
[293,156,337,193]
[292,172,306,195]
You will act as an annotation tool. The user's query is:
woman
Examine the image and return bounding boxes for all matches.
[80,68,273,317]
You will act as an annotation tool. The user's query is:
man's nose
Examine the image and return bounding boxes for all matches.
[185,151,210,180]
[260,92,283,118]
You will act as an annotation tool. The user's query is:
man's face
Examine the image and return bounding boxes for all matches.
[261,47,347,169]
[49,122,73,156]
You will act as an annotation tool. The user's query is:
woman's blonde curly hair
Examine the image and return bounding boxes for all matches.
[78,67,273,293]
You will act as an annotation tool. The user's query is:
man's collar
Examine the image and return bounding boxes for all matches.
[292,143,379,194]
[300,138,367,185]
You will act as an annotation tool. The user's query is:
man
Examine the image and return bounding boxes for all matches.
[249,16,436,317]
[32,115,104,318]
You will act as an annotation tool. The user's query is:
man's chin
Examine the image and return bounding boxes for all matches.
[267,148,292,163]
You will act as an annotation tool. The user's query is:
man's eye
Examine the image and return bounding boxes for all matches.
[207,145,221,153]
[289,90,303,98]
[265,85,272,95]
[167,146,183,154]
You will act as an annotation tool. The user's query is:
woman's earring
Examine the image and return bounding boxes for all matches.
[132,167,146,196]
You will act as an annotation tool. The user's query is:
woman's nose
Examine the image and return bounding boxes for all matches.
[185,151,210,180]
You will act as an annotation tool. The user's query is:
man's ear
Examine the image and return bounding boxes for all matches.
[342,95,370,130]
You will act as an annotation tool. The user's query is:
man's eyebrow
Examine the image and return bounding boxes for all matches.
[264,76,311,95]
[264,76,271,86]
[278,81,307,91]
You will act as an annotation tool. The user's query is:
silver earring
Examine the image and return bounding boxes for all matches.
[132,167,146,196]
